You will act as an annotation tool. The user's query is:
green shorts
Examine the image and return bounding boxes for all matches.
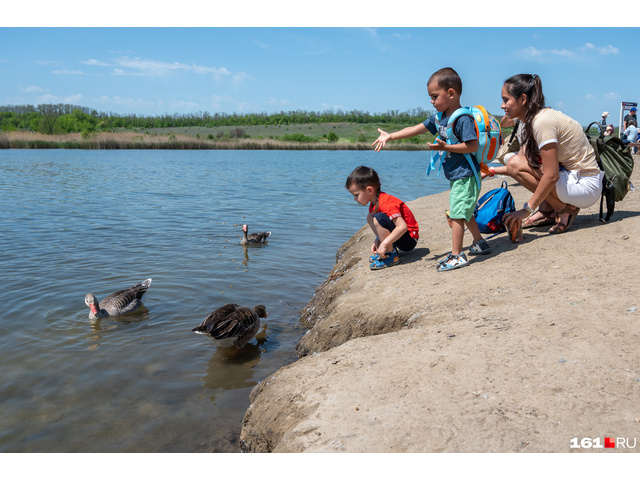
[449,176,480,222]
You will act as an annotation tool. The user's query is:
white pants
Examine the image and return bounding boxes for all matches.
[556,169,604,209]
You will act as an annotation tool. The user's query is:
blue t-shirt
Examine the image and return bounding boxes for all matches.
[624,125,638,142]
[424,112,478,181]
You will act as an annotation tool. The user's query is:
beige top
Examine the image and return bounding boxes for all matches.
[525,108,601,176]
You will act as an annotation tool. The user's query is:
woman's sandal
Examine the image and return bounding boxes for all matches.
[522,209,556,228]
[548,205,580,234]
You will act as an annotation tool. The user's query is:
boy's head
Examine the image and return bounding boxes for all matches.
[629,119,637,127]
[427,67,462,113]
[345,166,380,206]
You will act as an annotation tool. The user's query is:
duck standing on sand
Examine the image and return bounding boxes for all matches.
[191,303,268,349]
[240,224,271,245]
[85,278,152,320]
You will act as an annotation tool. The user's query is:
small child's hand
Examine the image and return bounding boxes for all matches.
[372,129,391,152]
[428,138,447,151]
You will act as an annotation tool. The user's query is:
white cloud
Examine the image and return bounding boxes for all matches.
[232,71,252,83]
[52,69,86,75]
[38,93,84,104]
[169,100,200,112]
[585,93,596,100]
[20,85,44,93]
[605,92,619,100]
[109,56,232,79]
[93,95,157,110]
[236,101,261,112]
[582,43,619,55]
[391,33,411,40]
[211,94,234,104]
[253,39,269,49]
[549,49,574,57]
[81,59,111,67]
[305,47,330,55]
[265,97,291,107]
[520,46,543,57]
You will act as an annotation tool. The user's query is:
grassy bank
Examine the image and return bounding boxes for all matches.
[0,124,436,150]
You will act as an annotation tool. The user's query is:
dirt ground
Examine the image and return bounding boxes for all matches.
[239,164,640,453]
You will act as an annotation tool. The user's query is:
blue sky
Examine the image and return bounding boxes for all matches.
[1,25,638,126]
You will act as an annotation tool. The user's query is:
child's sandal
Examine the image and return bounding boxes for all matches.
[469,239,491,255]
[370,249,400,270]
[437,253,469,271]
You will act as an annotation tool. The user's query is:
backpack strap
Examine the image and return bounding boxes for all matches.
[449,109,482,189]
[506,119,520,145]
[427,112,445,177]
[428,108,482,188]
[599,175,616,223]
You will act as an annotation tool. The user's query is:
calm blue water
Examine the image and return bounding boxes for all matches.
[0,149,450,452]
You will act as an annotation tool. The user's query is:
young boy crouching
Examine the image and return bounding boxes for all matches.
[345,165,419,270]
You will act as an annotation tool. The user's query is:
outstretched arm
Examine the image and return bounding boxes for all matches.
[372,123,428,152]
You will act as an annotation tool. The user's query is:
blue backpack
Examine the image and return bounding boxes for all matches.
[473,181,515,233]
[427,106,501,188]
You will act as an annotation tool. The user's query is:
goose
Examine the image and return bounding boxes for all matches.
[85,278,152,320]
[241,224,271,245]
[191,303,268,348]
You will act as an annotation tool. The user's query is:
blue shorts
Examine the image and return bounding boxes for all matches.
[373,212,417,252]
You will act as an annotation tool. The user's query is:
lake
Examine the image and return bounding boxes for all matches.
[0,148,450,452]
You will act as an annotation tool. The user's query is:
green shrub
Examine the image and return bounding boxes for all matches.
[326,131,339,142]
[280,133,316,143]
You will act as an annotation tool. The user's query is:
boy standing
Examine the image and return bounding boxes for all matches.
[345,166,419,270]
[623,119,638,154]
[372,67,489,271]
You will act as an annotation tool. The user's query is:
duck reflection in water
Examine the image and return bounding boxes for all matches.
[200,317,269,393]
[87,306,150,332]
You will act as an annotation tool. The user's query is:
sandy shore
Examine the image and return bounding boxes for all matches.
[239,163,640,453]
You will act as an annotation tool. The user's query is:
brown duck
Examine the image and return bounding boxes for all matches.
[240,224,271,245]
[85,278,152,320]
[191,303,268,348]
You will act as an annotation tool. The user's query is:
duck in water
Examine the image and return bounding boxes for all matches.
[85,278,152,320]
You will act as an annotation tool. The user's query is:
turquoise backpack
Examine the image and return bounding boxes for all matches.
[427,105,501,188]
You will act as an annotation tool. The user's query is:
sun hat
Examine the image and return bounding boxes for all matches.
[602,111,609,117]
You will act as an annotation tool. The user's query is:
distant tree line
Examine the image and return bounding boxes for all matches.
[0,104,433,135]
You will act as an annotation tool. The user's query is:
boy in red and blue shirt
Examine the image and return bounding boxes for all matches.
[346,165,419,270]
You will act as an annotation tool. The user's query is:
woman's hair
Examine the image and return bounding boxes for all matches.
[345,165,381,193]
[504,73,545,168]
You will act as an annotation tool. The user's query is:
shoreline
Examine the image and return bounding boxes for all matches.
[0,131,428,151]
[239,166,640,453]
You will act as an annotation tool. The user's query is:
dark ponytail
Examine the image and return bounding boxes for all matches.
[504,74,546,168]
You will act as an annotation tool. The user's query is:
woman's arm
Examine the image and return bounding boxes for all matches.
[503,143,561,226]
[500,116,515,128]
[527,143,560,210]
